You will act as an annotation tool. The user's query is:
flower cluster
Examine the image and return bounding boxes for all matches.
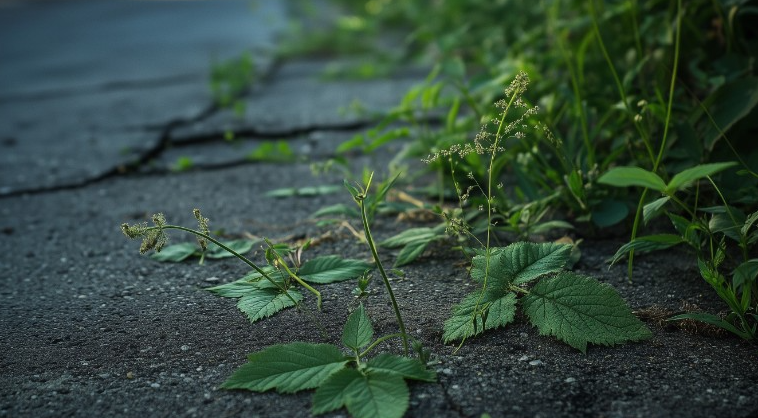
[422,71,538,164]
[121,213,169,254]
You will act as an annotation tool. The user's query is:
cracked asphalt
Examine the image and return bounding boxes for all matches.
[1,2,757,418]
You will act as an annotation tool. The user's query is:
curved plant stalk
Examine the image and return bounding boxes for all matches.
[348,173,410,356]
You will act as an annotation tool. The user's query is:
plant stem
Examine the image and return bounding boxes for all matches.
[359,198,409,356]
[358,333,405,358]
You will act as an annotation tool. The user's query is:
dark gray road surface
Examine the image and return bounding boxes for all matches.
[1,2,756,418]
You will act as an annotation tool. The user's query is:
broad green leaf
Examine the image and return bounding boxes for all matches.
[366,353,436,382]
[205,267,284,298]
[221,342,348,393]
[344,371,409,418]
[643,197,670,225]
[698,77,758,151]
[237,288,302,323]
[443,289,515,343]
[665,162,737,194]
[207,239,256,259]
[265,185,342,198]
[522,272,652,352]
[149,243,196,262]
[312,368,362,415]
[298,256,373,284]
[471,242,572,287]
[342,304,373,350]
[591,199,629,228]
[609,234,685,265]
[598,167,666,192]
[312,203,360,219]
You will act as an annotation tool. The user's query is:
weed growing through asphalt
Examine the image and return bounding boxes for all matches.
[121,209,369,323]
[424,73,651,351]
[599,163,758,340]
[121,183,436,418]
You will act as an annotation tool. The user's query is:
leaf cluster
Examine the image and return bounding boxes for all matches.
[444,242,652,352]
[223,304,435,418]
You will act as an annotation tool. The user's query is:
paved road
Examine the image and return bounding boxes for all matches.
[1,2,757,418]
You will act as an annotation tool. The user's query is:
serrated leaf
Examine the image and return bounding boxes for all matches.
[298,256,373,284]
[206,239,255,259]
[344,371,409,418]
[312,368,362,415]
[149,242,197,262]
[205,268,285,298]
[598,166,666,192]
[608,234,685,265]
[221,342,348,393]
[443,289,516,343]
[522,272,652,352]
[471,242,572,287]
[342,304,373,350]
[366,353,436,382]
[237,288,302,323]
[665,162,737,194]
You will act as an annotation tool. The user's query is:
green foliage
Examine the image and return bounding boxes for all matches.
[444,242,651,351]
[150,239,256,263]
[207,255,372,323]
[266,185,342,198]
[209,52,256,114]
[522,272,653,352]
[224,304,436,418]
[380,225,448,266]
[247,140,296,163]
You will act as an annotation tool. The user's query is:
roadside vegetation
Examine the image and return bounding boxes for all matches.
[122,1,757,417]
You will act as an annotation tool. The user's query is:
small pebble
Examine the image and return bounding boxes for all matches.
[204,277,220,283]
[441,368,452,375]
[181,345,190,351]
[150,383,160,389]
[126,372,134,379]
[529,360,543,366]
[564,377,577,383]
[518,355,530,362]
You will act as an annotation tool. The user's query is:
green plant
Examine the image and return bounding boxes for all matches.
[443,241,652,352]
[121,210,364,322]
[414,72,652,352]
[150,238,256,264]
[222,303,435,418]
[209,52,256,116]
[599,162,758,340]
[121,180,436,418]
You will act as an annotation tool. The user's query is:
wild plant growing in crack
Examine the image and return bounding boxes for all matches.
[121,178,436,418]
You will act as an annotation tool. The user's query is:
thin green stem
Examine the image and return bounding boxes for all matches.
[359,198,409,356]
[589,0,654,164]
[626,0,683,280]
[160,225,291,295]
[653,0,682,172]
[358,333,405,358]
